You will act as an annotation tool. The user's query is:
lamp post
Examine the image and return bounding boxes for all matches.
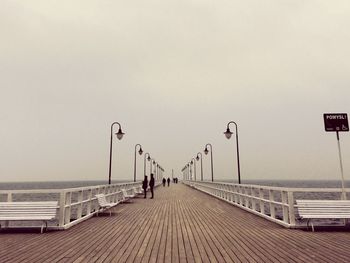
[224,121,241,184]
[190,158,197,181]
[144,153,151,177]
[150,159,156,175]
[108,122,125,185]
[196,152,203,181]
[133,144,143,182]
[204,143,214,182]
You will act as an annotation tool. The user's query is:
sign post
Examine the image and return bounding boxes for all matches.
[323,113,349,199]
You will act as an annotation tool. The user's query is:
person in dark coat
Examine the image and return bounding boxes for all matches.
[142,175,148,198]
[167,177,170,187]
[149,173,155,199]
[162,178,166,187]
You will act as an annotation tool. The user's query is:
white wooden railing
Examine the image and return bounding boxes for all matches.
[0,182,143,230]
[183,180,349,228]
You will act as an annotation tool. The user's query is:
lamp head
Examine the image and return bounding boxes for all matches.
[138,147,143,155]
[224,127,233,139]
[190,160,193,165]
[204,147,209,155]
[116,128,125,140]
[147,156,151,161]
[153,160,156,165]
[196,156,199,161]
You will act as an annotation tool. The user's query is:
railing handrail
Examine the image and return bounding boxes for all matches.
[196,181,350,193]
[184,180,349,229]
[0,181,142,194]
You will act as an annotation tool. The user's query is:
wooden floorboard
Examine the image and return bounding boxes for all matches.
[1,183,350,262]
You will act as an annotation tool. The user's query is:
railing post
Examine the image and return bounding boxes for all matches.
[281,191,289,224]
[239,186,244,205]
[252,187,257,211]
[269,190,276,219]
[86,189,92,215]
[244,187,249,207]
[77,190,83,219]
[64,192,72,225]
[287,191,296,227]
[259,189,265,215]
[58,190,66,228]
[234,185,238,204]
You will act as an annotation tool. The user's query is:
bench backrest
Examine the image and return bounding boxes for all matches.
[0,201,58,220]
[95,194,109,207]
[296,200,350,218]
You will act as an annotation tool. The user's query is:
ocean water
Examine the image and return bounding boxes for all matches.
[0,180,133,190]
[0,179,348,190]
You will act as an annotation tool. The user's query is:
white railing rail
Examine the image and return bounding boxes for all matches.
[183,180,350,228]
[0,181,142,230]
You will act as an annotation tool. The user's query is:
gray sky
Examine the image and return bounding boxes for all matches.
[1,0,350,182]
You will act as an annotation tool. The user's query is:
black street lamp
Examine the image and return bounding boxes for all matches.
[133,144,143,182]
[190,158,196,181]
[196,152,203,181]
[150,159,156,176]
[144,153,151,177]
[224,121,241,184]
[204,143,214,182]
[108,122,125,185]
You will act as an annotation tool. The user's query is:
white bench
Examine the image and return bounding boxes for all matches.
[121,189,136,202]
[296,200,350,231]
[95,194,120,216]
[133,186,143,196]
[0,201,58,233]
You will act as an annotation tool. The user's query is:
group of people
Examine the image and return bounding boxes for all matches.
[142,174,155,199]
[162,177,171,187]
[142,175,179,199]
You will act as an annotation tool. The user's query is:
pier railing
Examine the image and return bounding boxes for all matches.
[184,181,349,228]
[0,182,142,230]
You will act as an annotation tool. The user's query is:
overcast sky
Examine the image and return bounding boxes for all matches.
[1,0,350,183]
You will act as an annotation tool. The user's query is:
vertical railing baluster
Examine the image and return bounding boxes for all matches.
[252,187,257,211]
[281,191,289,224]
[77,190,83,219]
[58,190,66,228]
[87,189,92,215]
[64,192,72,225]
[288,191,296,227]
[269,190,276,219]
[259,189,265,215]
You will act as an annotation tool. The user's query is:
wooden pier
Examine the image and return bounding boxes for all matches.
[1,184,350,263]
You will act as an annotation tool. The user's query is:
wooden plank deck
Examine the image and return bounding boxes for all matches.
[1,183,350,262]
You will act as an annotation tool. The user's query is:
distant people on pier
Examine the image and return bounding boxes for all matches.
[167,177,170,187]
[162,178,166,187]
[149,173,155,199]
[142,175,148,198]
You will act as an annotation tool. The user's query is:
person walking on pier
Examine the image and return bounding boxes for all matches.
[162,178,166,187]
[142,175,148,198]
[167,177,170,187]
[149,173,155,199]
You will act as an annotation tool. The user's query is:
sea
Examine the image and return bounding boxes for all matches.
[0,179,348,190]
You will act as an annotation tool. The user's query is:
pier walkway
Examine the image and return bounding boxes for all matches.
[1,184,350,262]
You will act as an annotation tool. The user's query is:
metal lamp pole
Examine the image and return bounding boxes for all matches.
[204,143,214,182]
[224,121,241,184]
[133,144,143,182]
[196,152,203,181]
[144,153,151,177]
[191,158,197,181]
[108,122,125,185]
